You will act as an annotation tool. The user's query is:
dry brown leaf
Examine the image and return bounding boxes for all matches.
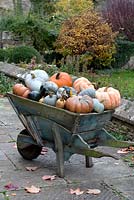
[69,188,84,195]
[42,175,56,181]
[40,147,48,155]
[117,146,134,154]
[128,146,134,151]
[11,193,16,196]
[25,185,41,194]
[117,149,129,154]
[25,166,38,171]
[4,183,19,190]
[86,189,101,195]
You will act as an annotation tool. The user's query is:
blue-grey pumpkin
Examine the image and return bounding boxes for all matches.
[44,94,57,106]
[93,98,104,113]
[78,88,96,98]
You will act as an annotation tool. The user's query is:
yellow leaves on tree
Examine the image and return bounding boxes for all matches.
[55,9,117,68]
[55,0,93,18]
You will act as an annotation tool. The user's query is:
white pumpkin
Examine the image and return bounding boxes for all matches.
[25,69,49,91]
[30,69,49,83]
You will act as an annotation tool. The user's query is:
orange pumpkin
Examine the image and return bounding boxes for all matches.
[65,95,93,113]
[49,72,73,87]
[13,83,30,98]
[95,87,121,110]
[73,77,94,93]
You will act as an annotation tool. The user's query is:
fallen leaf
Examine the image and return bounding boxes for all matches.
[117,149,129,154]
[42,175,56,181]
[128,146,134,151]
[4,183,19,190]
[117,146,134,154]
[11,193,16,196]
[41,147,48,155]
[13,143,17,149]
[86,189,101,195]
[25,185,41,194]
[25,166,38,171]
[69,188,84,195]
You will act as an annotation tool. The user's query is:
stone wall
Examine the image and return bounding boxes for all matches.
[0,0,31,12]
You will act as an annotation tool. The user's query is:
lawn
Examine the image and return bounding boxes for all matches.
[87,69,134,101]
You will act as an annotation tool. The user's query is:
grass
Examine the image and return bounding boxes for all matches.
[85,69,134,101]
[0,73,14,95]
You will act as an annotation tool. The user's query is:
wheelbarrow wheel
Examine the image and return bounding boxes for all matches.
[17,129,42,160]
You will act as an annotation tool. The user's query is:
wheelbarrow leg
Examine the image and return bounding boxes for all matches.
[52,123,64,178]
[85,156,93,168]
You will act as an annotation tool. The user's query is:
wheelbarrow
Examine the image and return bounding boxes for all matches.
[6,92,134,177]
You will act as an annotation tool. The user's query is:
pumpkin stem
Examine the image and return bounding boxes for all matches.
[104,86,110,92]
[92,82,98,90]
[56,72,60,79]
[49,91,54,97]
[31,73,36,79]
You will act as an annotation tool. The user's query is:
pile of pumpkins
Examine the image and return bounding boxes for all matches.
[12,69,121,114]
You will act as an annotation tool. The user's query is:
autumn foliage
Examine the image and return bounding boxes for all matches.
[102,0,134,41]
[55,0,93,18]
[55,9,117,69]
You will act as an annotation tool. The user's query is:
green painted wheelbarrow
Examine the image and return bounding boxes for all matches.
[6,92,134,177]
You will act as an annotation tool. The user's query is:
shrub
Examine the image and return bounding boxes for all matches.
[6,46,42,64]
[0,49,7,62]
[112,40,134,68]
[102,0,134,41]
[55,9,117,70]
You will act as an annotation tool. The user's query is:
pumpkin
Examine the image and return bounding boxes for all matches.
[93,98,104,113]
[73,77,94,93]
[95,87,121,110]
[65,95,94,113]
[13,83,30,98]
[25,69,49,91]
[28,91,42,101]
[78,88,96,98]
[44,93,57,106]
[49,72,73,87]
[56,97,66,109]
[30,69,49,83]
[41,81,58,93]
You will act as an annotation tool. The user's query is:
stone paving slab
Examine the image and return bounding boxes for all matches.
[105,176,134,200]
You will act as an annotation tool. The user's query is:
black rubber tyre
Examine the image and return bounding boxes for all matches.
[17,129,42,160]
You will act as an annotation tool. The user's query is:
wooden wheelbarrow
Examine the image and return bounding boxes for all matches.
[6,93,134,177]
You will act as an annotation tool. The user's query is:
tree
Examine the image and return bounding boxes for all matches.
[12,0,23,15]
[55,0,93,19]
[102,0,134,41]
[29,0,56,17]
[55,9,117,68]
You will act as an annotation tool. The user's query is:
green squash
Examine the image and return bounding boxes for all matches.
[28,91,42,101]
